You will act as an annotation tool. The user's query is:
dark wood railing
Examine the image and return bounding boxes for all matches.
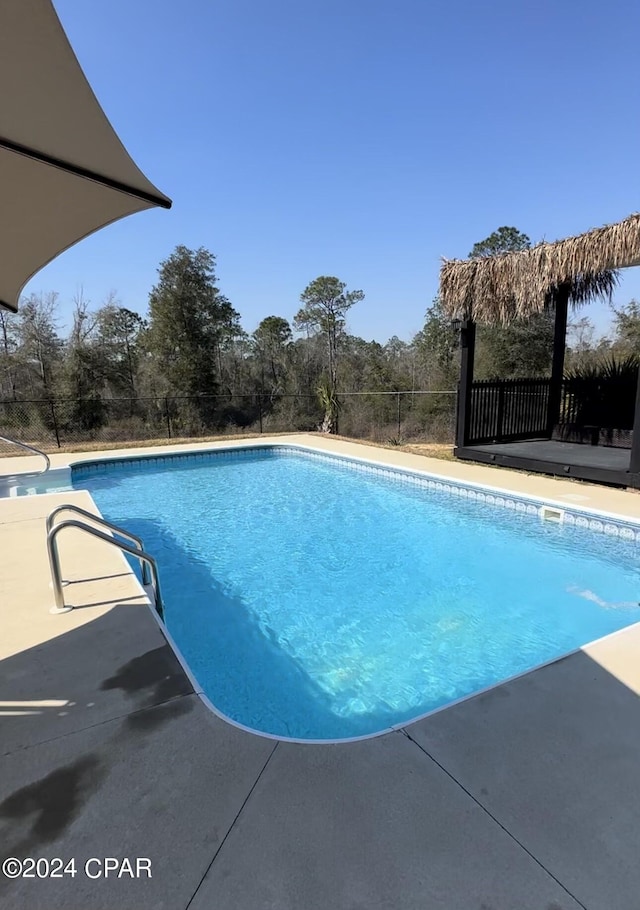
[467,378,551,444]
[467,374,639,446]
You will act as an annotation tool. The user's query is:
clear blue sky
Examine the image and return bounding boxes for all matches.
[31,0,640,342]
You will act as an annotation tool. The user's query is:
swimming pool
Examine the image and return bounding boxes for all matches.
[72,445,640,741]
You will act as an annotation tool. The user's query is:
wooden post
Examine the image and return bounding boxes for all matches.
[628,366,640,474]
[456,319,476,449]
[546,284,569,438]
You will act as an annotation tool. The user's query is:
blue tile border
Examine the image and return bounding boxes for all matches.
[70,444,640,543]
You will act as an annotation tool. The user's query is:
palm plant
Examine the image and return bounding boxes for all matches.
[317,378,341,434]
[563,354,639,430]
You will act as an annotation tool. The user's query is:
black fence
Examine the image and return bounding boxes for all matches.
[0,391,457,453]
[467,374,640,447]
[467,379,551,444]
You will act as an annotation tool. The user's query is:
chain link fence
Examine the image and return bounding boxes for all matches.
[337,391,456,444]
[0,391,456,454]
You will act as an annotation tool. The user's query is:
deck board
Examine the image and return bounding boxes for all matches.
[467,439,630,471]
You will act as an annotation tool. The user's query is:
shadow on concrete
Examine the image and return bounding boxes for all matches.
[4,577,640,906]
[0,587,276,910]
[0,603,193,754]
[405,647,640,910]
[0,753,107,859]
[0,604,204,883]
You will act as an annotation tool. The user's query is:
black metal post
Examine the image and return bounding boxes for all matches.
[456,319,476,449]
[496,383,505,441]
[628,367,640,474]
[397,392,401,438]
[258,394,263,433]
[546,284,569,438]
[49,399,61,448]
[164,397,171,439]
[259,361,265,434]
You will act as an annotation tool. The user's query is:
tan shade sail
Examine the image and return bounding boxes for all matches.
[0,0,171,312]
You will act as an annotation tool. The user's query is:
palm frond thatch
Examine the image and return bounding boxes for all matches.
[439,213,640,324]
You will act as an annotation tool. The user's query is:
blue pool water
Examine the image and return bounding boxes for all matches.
[73,447,640,740]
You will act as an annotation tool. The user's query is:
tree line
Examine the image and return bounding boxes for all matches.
[0,245,457,442]
[1,230,638,443]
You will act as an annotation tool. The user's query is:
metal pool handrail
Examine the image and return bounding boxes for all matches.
[0,433,50,477]
[46,504,151,585]
[47,518,164,620]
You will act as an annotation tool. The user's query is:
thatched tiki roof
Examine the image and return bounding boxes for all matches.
[439,213,640,324]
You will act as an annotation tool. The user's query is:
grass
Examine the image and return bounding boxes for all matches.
[401,443,456,461]
[305,434,456,460]
[0,431,277,457]
[0,432,457,460]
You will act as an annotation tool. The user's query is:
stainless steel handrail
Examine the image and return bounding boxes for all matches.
[46,504,151,585]
[47,519,164,620]
[0,433,50,477]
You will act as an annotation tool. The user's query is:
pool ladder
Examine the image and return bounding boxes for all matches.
[1,433,50,478]
[46,504,164,620]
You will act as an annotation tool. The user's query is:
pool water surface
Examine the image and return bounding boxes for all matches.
[72,447,640,740]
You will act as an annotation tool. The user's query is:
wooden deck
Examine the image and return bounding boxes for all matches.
[456,439,634,487]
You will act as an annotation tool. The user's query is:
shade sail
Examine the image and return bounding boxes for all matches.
[0,0,171,312]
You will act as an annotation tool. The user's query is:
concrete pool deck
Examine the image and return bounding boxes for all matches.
[2,433,640,909]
